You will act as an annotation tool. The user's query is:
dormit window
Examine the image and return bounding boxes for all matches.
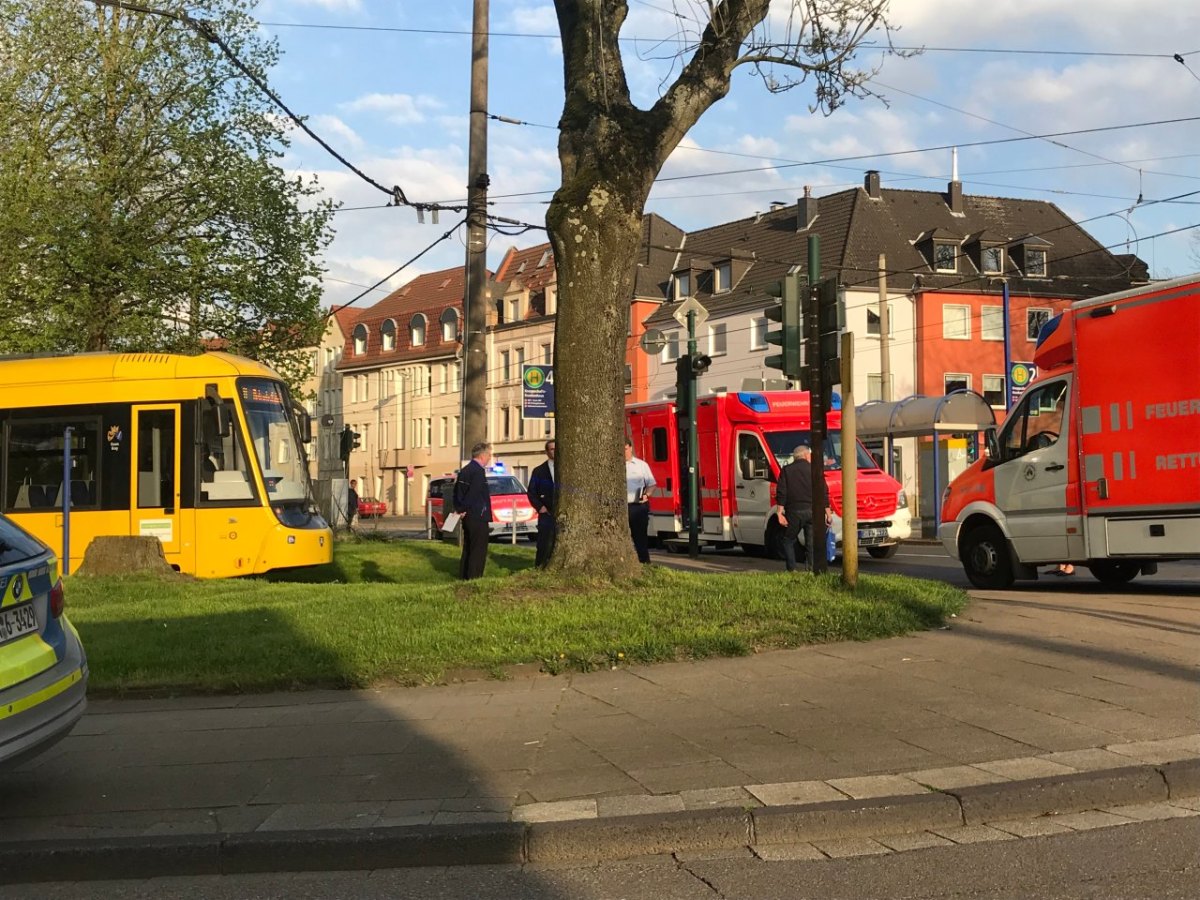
[934,242,958,273]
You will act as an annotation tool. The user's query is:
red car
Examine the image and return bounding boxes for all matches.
[357,497,388,519]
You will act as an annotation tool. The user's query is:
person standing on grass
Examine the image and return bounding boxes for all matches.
[775,445,831,573]
[347,479,359,529]
[454,442,493,580]
[527,440,558,568]
[625,437,656,564]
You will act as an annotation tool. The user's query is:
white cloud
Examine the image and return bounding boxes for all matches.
[307,114,363,150]
[341,93,445,126]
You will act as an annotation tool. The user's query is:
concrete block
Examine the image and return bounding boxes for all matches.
[597,794,686,818]
[950,765,1166,825]
[746,781,845,806]
[1050,810,1135,831]
[1159,757,1200,799]
[752,793,963,846]
[0,835,222,885]
[753,843,827,861]
[812,837,893,859]
[990,818,1074,838]
[526,808,750,864]
[511,799,597,823]
[1102,802,1197,822]
[220,823,527,873]
[876,831,955,852]
[826,775,928,800]
[931,825,1017,845]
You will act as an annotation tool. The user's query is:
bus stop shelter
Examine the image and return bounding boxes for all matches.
[856,392,998,535]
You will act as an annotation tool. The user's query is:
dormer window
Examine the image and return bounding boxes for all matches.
[353,323,367,356]
[673,271,691,299]
[981,245,1003,274]
[440,308,459,342]
[1010,235,1052,277]
[381,319,396,352]
[1026,248,1047,277]
[410,314,426,347]
[713,261,732,293]
[934,242,958,273]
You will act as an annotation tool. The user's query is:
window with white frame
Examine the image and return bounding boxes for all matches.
[981,305,1004,341]
[545,285,557,316]
[983,374,1005,408]
[541,342,552,364]
[409,314,426,347]
[673,271,690,299]
[867,304,895,337]
[714,261,732,293]
[943,304,970,340]
[439,417,447,447]
[516,346,525,377]
[1026,307,1053,341]
[750,317,768,351]
[449,362,459,392]
[517,408,525,439]
[944,373,971,394]
[663,331,680,362]
[353,323,367,355]
[508,297,521,323]
[439,364,448,393]
[500,350,511,382]
[934,242,958,273]
[501,407,511,440]
[440,307,459,342]
[381,319,396,351]
[1025,248,1048,277]
[708,322,727,356]
[867,373,883,402]
[982,246,1003,274]
[349,376,358,404]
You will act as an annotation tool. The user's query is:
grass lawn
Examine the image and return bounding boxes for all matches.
[64,538,968,695]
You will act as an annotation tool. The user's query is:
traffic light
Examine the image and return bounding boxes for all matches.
[815,277,845,387]
[764,273,803,381]
[352,430,362,451]
[339,425,363,463]
[675,352,712,423]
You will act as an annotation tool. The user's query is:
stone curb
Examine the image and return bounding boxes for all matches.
[2,761,1198,884]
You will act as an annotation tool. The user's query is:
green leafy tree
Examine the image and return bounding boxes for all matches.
[0,0,333,390]
[547,0,905,577]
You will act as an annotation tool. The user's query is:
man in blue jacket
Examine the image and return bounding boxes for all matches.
[454,442,493,580]
[526,440,557,567]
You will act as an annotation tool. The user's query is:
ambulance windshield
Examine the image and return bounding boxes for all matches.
[762,431,877,472]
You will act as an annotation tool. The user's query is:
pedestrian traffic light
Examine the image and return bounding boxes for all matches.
[764,273,803,380]
[339,425,362,462]
[815,277,845,387]
[675,352,712,423]
[352,430,362,451]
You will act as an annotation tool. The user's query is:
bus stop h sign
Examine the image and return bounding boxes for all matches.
[522,364,555,418]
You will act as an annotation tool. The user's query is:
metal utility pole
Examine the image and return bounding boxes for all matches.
[840,332,858,588]
[686,309,700,559]
[461,0,489,460]
[805,235,829,576]
[878,254,892,403]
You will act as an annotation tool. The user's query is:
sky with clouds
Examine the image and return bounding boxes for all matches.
[252,0,1200,307]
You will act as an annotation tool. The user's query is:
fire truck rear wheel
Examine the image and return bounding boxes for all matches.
[961,523,1015,589]
[1087,560,1140,585]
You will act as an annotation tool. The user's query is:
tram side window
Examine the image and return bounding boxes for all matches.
[5,420,100,511]
[199,401,254,502]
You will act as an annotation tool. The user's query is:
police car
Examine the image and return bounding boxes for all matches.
[426,462,538,540]
[0,513,88,764]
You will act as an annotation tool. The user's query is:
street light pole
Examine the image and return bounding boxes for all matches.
[1001,278,1013,410]
[686,309,700,559]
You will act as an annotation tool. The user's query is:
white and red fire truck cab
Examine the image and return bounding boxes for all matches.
[940,274,1200,589]
[626,390,910,557]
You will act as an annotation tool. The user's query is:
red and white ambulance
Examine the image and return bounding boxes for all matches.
[940,274,1200,588]
[626,390,911,557]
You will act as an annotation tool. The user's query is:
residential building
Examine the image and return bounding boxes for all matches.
[300,307,360,519]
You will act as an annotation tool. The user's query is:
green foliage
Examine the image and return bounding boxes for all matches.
[0,0,333,389]
[65,540,968,694]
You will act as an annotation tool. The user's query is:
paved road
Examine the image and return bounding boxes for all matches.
[9,817,1198,898]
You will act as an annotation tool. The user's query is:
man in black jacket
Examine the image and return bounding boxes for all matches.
[774,445,830,573]
[453,442,493,580]
[526,440,557,568]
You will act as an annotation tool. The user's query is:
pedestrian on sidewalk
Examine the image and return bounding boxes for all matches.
[454,442,493,580]
[775,445,832,572]
[625,437,656,564]
[527,440,558,568]
[347,479,359,530]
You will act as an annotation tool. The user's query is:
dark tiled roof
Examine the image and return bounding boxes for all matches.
[337,266,475,371]
[646,180,1144,326]
[494,242,556,293]
[634,213,686,301]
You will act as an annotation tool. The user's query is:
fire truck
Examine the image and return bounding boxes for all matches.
[626,390,911,557]
[940,274,1200,588]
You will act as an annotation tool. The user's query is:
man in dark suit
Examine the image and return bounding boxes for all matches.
[775,445,830,573]
[527,440,557,568]
[453,442,493,580]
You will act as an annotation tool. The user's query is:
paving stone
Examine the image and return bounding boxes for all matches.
[1107,738,1200,764]
[745,781,846,806]
[875,831,955,852]
[811,837,893,859]
[989,817,1075,838]
[753,843,828,861]
[674,846,757,862]
[906,765,1009,790]
[512,799,598,823]
[1038,748,1143,772]
[932,825,1018,845]
[1101,802,1198,822]
[431,811,511,825]
[1169,798,1200,811]
[1051,810,1136,831]
[974,756,1078,780]
[598,794,686,818]
[825,775,928,800]
[679,786,758,810]
[255,802,383,832]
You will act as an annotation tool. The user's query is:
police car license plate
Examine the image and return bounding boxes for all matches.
[0,601,38,646]
[858,528,889,545]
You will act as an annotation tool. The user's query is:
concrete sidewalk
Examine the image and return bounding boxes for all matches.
[3,586,1197,846]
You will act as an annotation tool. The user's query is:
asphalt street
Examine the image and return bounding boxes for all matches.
[7,817,1198,899]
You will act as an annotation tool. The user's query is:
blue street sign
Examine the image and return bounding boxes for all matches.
[522,364,555,419]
